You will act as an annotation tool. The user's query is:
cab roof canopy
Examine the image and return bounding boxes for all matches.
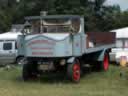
[25,15,82,21]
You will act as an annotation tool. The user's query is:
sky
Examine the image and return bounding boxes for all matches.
[105,0,128,11]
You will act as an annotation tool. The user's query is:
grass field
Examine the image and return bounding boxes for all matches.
[0,65,128,96]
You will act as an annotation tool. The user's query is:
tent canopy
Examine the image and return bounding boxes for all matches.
[0,32,21,40]
[110,27,128,38]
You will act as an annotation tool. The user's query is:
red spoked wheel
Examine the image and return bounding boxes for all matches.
[103,53,109,71]
[93,52,109,71]
[67,59,81,83]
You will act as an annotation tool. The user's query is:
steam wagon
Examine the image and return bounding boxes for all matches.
[18,15,115,83]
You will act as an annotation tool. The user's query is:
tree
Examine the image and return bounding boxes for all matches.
[0,0,17,32]
[0,0,128,32]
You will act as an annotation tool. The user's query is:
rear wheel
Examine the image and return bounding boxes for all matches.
[22,62,38,81]
[93,52,109,71]
[67,59,81,83]
[97,52,109,71]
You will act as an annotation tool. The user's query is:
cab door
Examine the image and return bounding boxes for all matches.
[73,34,82,56]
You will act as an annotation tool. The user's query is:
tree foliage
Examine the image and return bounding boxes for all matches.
[0,0,128,32]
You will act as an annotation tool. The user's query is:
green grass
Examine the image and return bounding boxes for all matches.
[0,65,128,96]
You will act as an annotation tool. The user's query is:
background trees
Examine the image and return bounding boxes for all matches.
[0,0,128,32]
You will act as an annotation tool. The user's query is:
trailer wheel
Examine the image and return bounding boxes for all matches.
[22,63,38,81]
[67,59,80,83]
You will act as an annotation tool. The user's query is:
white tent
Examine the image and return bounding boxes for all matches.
[110,27,128,63]
[110,27,128,38]
[0,24,23,40]
[0,32,22,40]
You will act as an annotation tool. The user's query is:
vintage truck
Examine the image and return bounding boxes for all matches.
[18,15,115,83]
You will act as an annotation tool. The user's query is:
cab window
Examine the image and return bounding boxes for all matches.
[3,43,12,50]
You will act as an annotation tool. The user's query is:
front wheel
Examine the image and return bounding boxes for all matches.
[67,59,81,83]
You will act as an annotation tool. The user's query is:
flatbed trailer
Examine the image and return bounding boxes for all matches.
[18,15,115,83]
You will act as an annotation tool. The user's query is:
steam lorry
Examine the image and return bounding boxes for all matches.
[18,15,115,83]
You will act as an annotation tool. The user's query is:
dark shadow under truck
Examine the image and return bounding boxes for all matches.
[18,15,115,83]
